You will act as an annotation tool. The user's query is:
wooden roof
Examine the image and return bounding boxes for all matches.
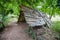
[20,5,51,27]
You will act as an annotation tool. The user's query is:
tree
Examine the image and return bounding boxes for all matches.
[37,0,60,19]
[0,0,20,28]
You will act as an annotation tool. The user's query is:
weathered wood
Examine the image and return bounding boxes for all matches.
[20,5,51,27]
[18,11,26,22]
[20,5,56,40]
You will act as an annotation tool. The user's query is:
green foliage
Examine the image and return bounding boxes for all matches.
[50,21,60,33]
[37,0,60,19]
[20,0,41,8]
[57,0,60,7]
[0,0,20,28]
[50,21,60,40]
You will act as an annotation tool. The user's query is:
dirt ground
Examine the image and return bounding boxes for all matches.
[0,21,57,40]
[0,22,32,40]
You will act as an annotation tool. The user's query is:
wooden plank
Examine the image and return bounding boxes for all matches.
[20,5,51,27]
[24,16,45,27]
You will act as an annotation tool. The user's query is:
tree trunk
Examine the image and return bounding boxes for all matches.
[49,7,54,19]
[49,14,53,19]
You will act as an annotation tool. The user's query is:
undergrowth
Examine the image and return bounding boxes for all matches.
[50,21,60,40]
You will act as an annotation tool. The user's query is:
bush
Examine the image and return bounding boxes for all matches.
[50,21,60,33]
[50,21,60,40]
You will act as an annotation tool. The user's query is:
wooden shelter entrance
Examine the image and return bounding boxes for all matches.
[18,5,51,27]
[17,5,56,40]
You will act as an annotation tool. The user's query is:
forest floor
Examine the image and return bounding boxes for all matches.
[0,17,57,40]
[0,22,57,40]
[0,22,32,40]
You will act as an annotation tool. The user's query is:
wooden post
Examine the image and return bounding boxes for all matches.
[17,11,26,23]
